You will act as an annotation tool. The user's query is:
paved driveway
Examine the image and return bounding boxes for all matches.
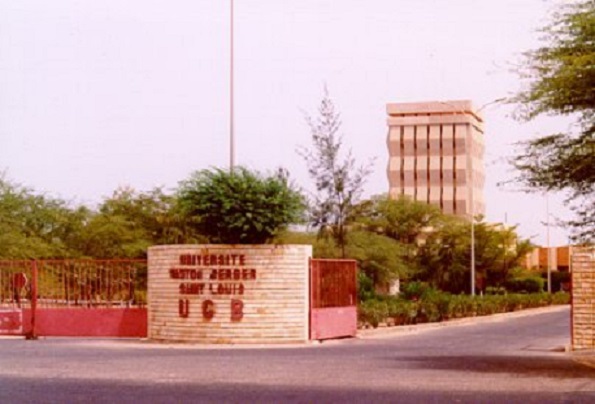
[1,306,593,403]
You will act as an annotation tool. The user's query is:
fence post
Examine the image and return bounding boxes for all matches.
[26,260,38,340]
[308,258,312,341]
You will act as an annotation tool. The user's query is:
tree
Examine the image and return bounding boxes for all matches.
[70,187,205,259]
[354,195,443,244]
[299,88,373,257]
[177,167,305,244]
[415,217,470,293]
[0,175,88,258]
[276,228,408,297]
[345,230,409,290]
[352,195,447,279]
[511,0,595,242]
[417,217,535,294]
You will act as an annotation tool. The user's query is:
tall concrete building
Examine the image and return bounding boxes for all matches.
[386,100,485,218]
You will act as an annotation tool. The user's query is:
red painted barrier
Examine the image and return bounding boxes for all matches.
[1,260,148,339]
[310,306,357,340]
[0,309,30,335]
[35,308,147,337]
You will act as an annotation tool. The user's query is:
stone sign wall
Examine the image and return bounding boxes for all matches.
[572,247,595,350]
[148,244,312,343]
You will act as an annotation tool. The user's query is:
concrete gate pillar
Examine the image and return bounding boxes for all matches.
[571,247,595,350]
[148,244,312,344]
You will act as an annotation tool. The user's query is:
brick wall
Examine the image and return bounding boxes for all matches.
[148,244,312,344]
[572,247,595,350]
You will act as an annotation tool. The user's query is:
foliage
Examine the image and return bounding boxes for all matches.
[98,187,202,245]
[276,229,408,294]
[353,195,443,274]
[485,286,507,295]
[354,195,443,245]
[299,88,373,257]
[0,176,88,258]
[386,298,418,325]
[274,230,340,259]
[416,217,534,294]
[358,291,570,328]
[71,187,204,259]
[357,271,377,302]
[511,0,595,242]
[345,230,409,289]
[415,216,471,293]
[178,167,305,244]
[504,275,545,294]
[400,281,433,301]
[1,170,536,299]
[475,223,534,289]
[358,299,389,328]
[0,176,206,259]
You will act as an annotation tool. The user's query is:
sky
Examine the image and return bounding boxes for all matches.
[0,0,575,246]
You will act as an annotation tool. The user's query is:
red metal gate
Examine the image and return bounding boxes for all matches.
[0,261,32,336]
[310,259,357,340]
[0,260,147,338]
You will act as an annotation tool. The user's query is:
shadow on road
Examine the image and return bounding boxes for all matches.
[399,354,595,378]
[2,375,594,404]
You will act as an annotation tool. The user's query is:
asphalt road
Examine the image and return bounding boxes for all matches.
[1,306,594,403]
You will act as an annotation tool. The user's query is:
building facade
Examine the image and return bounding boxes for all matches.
[386,100,485,218]
[523,245,574,272]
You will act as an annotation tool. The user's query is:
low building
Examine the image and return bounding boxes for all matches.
[523,246,574,272]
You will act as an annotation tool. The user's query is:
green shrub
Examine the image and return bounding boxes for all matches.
[505,276,545,294]
[357,272,377,302]
[401,281,433,301]
[358,299,389,328]
[421,291,453,321]
[386,298,418,325]
[435,293,455,321]
[505,294,523,311]
[358,291,570,327]
[417,300,437,323]
[552,292,570,305]
[449,295,469,318]
[178,167,304,244]
[485,286,506,295]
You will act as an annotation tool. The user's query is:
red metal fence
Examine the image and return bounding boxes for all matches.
[310,259,358,340]
[2,258,357,340]
[0,260,147,338]
[0,260,33,335]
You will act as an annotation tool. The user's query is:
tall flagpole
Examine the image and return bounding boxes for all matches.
[230,0,235,171]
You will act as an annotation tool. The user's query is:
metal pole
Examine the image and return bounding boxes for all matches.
[28,260,38,340]
[471,203,476,296]
[469,112,475,297]
[546,194,552,293]
[229,0,235,171]
[468,100,502,296]
[470,120,476,296]
[438,99,504,296]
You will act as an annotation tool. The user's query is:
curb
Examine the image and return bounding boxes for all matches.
[571,351,595,370]
[356,304,570,339]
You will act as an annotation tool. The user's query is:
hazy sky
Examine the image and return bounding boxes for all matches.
[0,0,574,245]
